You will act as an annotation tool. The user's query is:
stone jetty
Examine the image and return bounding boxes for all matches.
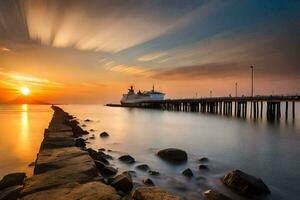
[0,105,180,200]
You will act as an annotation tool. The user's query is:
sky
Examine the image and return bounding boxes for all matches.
[0,0,299,103]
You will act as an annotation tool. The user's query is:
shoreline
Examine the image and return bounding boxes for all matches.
[0,105,272,200]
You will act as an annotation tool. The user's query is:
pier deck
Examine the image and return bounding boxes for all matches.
[107,95,299,120]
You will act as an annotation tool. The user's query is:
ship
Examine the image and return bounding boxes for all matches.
[120,85,165,106]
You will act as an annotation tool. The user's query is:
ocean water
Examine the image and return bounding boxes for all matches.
[0,104,299,199]
[62,104,300,200]
[0,104,52,177]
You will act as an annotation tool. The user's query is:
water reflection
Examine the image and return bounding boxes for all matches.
[20,104,29,154]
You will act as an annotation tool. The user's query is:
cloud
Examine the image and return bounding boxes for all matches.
[137,51,168,62]
[0,70,62,89]
[109,64,155,77]
[21,0,202,53]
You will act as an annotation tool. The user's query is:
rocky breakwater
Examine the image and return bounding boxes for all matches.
[1,105,181,200]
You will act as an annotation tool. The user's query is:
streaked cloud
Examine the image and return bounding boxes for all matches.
[109,65,155,77]
[137,51,168,62]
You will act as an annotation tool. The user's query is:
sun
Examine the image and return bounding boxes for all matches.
[20,87,31,96]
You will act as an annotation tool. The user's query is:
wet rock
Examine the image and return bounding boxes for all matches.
[101,166,118,177]
[0,172,26,190]
[199,157,209,162]
[118,155,135,164]
[202,189,232,200]
[136,164,149,171]
[94,160,106,171]
[89,129,95,132]
[103,154,114,160]
[21,181,121,200]
[182,168,193,178]
[0,185,23,200]
[108,149,112,152]
[82,124,87,127]
[74,138,86,148]
[28,162,35,167]
[222,169,271,196]
[95,156,110,165]
[100,131,109,137]
[157,148,187,163]
[131,187,181,200]
[111,172,133,193]
[143,178,154,186]
[99,148,106,151]
[148,170,160,176]
[199,164,209,170]
[84,119,92,122]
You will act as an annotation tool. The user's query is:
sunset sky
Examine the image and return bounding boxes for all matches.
[0,0,299,104]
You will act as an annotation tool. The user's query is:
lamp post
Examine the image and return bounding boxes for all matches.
[235,82,238,98]
[250,65,254,118]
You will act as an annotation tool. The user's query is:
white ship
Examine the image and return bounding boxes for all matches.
[121,86,165,106]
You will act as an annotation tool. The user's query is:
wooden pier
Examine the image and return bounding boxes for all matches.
[107,95,299,121]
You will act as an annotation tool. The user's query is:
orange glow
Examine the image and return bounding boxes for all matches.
[20,87,31,96]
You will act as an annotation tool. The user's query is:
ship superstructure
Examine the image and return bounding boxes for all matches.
[120,86,165,105]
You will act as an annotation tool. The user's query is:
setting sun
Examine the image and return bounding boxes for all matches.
[20,87,30,96]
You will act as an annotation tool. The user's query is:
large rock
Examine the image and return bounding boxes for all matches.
[39,131,75,150]
[118,155,135,164]
[21,162,99,196]
[0,172,26,189]
[34,147,91,174]
[131,187,182,200]
[222,170,270,196]
[21,181,121,200]
[157,148,187,163]
[0,185,23,200]
[111,172,133,193]
[101,166,118,177]
[74,138,86,148]
[202,189,232,200]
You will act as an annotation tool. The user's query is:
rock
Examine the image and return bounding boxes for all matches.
[84,119,92,122]
[21,181,121,200]
[0,185,23,200]
[111,172,133,193]
[89,135,95,139]
[74,138,86,148]
[28,162,35,167]
[202,189,232,200]
[21,163,99,196]
[100,131,109,137]
[101,166,118,177]
[182,168,193,178]
[222,169,271,196]
[103,154,114,160]
[0,172,26,190]
[199,157,209,162]
[118,155,135,164]
[99,148,106,151]
[89,129,95,132]
[143,178,154,186]
[94,160,107,171]
[82,124,87,127]
[136,164,149,171]
[131,187,181,200]
[148,170,160,176]
[199,164,209,170]
[157,148,187,163]
[40,131,75,150]
[108,149,112,152]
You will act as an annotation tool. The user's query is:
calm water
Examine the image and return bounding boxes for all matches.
[62,104,300,200]
[0,104,300,199]
[0,105,52,178]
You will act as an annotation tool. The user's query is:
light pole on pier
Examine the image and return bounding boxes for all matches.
[250,65,254,118]
[235,82,238,98]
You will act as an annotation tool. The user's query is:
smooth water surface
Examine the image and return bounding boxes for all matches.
[0,105,52,178]
[63,104,300,200]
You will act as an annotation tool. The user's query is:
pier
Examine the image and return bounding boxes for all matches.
[107,95,299,120]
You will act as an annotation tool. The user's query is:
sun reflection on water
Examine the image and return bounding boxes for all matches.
[19,104,29,158]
